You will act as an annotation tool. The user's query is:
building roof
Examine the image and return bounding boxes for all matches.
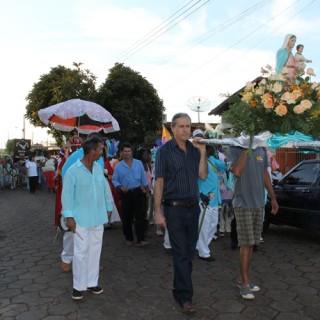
[208,76,264,116]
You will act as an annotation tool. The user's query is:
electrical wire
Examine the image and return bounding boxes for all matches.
[189,0,316,97]
[165,0,308,93]
[118,0,211,62]
[117,0,200,60]
[151,0,274,68]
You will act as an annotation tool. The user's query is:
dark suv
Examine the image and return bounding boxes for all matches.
[265,159,320,232]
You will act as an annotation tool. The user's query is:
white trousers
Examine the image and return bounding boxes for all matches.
[73,225,104,291]
[105,177,121,223]
[61,231,74,264]
[163,226,171,249]
[219,204,234,233]
[196,205,219,258]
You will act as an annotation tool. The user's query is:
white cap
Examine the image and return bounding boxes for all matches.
[192,129,204,138]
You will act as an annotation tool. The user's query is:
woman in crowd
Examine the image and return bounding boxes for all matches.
[42,153,56,193]
[25,155,38,194]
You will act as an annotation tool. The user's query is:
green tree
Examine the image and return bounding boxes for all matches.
[5,139,14,156]
[25,63,97,145]
[96,63,165,144]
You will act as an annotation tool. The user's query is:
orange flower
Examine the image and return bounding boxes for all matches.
[275,104,287,116]
[261,93,272,101]
[300,83,309,90]
[263,97,274,109]
[249,100,257,107]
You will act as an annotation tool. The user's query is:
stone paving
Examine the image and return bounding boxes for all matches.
[0,187,320,320]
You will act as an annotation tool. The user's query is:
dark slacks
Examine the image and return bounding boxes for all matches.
[29,176,38,194]
[164,204,200,306]
[119,189,146,243]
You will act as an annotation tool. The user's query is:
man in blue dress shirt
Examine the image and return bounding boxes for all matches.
[112,142,150,246]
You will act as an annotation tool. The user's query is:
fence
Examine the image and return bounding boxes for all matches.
[274,148,319,174]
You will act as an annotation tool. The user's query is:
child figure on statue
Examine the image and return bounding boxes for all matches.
[295,44,312,75]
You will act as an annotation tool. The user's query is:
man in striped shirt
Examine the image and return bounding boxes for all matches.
[154,113,207,314]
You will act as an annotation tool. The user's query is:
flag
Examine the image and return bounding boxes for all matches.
[161,125,172,144]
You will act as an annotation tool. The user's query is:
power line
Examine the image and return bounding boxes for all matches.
[150,0,274,68]
[165,0,307,93]
[190,0,316,96]
[117,0,200,60]
[117,0,211,62]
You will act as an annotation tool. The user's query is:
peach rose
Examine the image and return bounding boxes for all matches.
[281,91,291,101]
[261,92,272,101]
[300,99,312,110]
[291,89,302,101]
[263,97,274,109]
[275,104,288,116]
[293,105,305,114]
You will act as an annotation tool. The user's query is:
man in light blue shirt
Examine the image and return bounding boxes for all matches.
[60,133,104,272]
[112,142,149,246]
[62,136,113,301]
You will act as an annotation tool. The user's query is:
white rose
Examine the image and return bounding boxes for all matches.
[245,82,256,91]
[272,82,282,93]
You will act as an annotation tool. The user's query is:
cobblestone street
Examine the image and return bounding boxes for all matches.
[1,188,320,319]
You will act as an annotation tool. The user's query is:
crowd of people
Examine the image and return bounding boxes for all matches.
[46,114,279,313]
[1,33,311,314]
[3,117,281,313]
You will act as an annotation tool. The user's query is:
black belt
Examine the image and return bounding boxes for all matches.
[127,187,141,192]
[163,199,198,208]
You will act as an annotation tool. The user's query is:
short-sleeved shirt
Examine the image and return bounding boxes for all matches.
[25,160,38,177]
[155,138,200,201]
[228,147,268,209]
[198,156,226,207]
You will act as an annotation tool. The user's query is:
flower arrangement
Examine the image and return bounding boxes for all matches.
[222,65,320,140]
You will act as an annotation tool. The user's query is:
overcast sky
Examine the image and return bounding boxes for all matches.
[1,0,319,147]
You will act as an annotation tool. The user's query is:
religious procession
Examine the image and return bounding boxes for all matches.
[2,31,320,320]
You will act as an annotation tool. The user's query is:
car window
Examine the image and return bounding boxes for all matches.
[282,162,319,186]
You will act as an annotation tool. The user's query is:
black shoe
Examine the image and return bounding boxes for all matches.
[164,247,172,255]
[72,288,83,300]
[199,255,215,262]
[87,286,103,295]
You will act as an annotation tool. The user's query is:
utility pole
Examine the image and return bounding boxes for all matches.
[22,115,25,139]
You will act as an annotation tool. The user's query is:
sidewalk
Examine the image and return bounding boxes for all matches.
[0,188,319,319]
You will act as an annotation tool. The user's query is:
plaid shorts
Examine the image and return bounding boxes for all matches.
[233,207,264,246]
